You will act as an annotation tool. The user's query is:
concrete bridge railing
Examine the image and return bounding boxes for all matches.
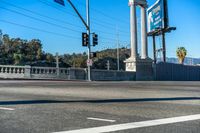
[0,65,70,79]
[0,65,136,81]
[0,65,26,79]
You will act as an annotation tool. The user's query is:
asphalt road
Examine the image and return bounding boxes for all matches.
[0,80,199,133]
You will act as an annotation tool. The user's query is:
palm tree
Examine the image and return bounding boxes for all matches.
[176,47,187,64]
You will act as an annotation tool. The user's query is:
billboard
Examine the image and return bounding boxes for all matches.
[147,0,168,33]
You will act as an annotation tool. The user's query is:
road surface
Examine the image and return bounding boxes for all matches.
[0,80,199,133]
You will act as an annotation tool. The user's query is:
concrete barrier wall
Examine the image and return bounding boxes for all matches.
[68,68,86,80]
[66,68,136,81]
[154,63,200,81]
[91,69,136,81]
[0,65,135,81]
[2,63,200,81]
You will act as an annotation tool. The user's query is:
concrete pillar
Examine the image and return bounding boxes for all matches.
[56,52,60,78]
[130,1,138,60]
[141,6,148,59]
[24,65,31,78]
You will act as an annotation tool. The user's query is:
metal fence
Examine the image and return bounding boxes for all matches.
[154,63,200,81]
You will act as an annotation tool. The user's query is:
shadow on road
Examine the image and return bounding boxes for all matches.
[0,97,199,105]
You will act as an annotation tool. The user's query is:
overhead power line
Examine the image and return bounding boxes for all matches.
[91,21,129,35]
[0,1,129,45]
[0,0,85,30]
[0,19,81,39]
[0,0,129,37]
[75,0,130,24]
[0,19,128,44]
[0,6,82,33]
[38,0,129,35]
[37,0,78,18]
[0,19,130,53]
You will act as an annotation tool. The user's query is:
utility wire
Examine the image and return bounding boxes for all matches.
[37,0,78,18]
[38,0,129,35]
[76,0,129,24]
[0,0,85,30]
[91,21,129,35]
[0,19,81,39]
[0,19,127,44]
[0,1,129,45]
[72,0,130,36]
[74,1,130,34]
[91,18,130,35]
[0,19,128,44]
[2,1,129,36]
[0,6,82,33]
[0,0,129,37]
[100,36,128,43]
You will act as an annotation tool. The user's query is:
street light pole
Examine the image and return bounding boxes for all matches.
[86,0,91,81]
[116,26,120,71]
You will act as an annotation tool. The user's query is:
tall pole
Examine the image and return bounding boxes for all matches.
[162,0,167,63]
[86,0,91,81]
[162,31,166,62]
[153,35,156,64]
[116,26,120,71]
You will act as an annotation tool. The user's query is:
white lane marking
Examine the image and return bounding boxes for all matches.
[0,107,15,111]
[54,114,200,133]
[87,117,116,123]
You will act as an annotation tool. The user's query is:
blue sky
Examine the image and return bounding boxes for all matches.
[0,0,200,58]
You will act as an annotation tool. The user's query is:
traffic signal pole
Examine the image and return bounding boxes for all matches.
[67,0,91,81]
[86,0,91,81]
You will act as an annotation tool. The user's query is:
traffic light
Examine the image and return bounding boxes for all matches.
[82,33,89,47]
[92,33,98,46]
[91,52,97,58]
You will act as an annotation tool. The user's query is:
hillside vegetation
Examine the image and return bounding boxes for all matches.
[0,34,130,70]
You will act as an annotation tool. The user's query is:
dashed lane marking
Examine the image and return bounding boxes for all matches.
[87,117,116,123]
[0,107,15,111]
[54,114,200,133]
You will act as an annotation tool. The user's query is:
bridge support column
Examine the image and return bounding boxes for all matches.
[141,6,148,59]
[125,0,138,72]
[125,0,153,80]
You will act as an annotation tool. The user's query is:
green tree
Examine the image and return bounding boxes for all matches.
[46,53,54,63]
[176,47,187,64]
[13,53,22,65]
